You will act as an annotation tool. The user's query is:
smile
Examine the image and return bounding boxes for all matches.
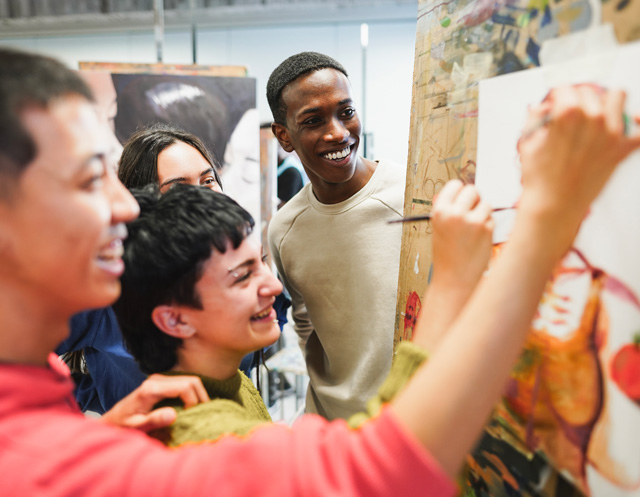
[322,145,350,161]
[96,239,125,275]
[250,307,273,321]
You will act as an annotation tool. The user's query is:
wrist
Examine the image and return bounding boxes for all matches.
[511,196,577,267]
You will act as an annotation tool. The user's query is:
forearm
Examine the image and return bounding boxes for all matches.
[411,276,478,353]
[391,205,566,477]
[412,180,494,353]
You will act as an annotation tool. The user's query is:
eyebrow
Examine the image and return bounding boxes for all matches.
[299,98,353,117]
[159,168,215,189]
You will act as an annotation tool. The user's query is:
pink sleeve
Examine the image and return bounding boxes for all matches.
[3,403,455,497]
[128,407,457,497]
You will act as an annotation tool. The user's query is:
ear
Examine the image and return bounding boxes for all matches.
[272,122,294,153]
[151,305,196,339]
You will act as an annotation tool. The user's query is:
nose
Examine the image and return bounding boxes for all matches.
[105,168,139,225]
[323,117,349,143]
[259,266,284,298]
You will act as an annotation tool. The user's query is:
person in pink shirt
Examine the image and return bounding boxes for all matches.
[0,47,638,497]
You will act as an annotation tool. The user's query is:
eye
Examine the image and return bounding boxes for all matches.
[342,107,356,118]
[80,160,106,190]
[82,174,104,190]
[233,270,252,284]
[261,254,269,264]
[302,117,321,126]
[201,176,219,189]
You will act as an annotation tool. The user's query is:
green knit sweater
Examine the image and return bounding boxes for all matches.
[152,341,427,447]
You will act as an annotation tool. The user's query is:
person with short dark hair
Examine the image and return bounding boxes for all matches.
[115,185,277,443]
[267,52,408,419]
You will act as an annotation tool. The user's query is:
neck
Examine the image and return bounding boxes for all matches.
[174,341,245,380]
[0,285,70,366]
[310,156,377,204]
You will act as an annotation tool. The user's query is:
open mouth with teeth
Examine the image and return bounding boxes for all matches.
[323,145,351,161]
[96,239,125,274]
[250,307,274,321]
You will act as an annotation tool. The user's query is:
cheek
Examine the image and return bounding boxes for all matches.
[62,199,112,252]
[349,120,362,136]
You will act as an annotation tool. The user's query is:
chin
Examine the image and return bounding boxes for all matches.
[84,281,121,310]
[257,326,281,348]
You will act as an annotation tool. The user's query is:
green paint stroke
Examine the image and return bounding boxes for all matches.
[517,12,531,27]
[440,16,452,27]
[527,0,549,10]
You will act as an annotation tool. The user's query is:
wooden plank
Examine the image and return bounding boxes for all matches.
[78,61,247,77]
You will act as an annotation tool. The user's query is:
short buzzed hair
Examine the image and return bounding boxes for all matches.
[266,52,348,125]
[114,184,254,374]
[0,48,93,185]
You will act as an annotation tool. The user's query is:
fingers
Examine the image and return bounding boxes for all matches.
[467,198,493,226]
[123,407,178,433]
[178,377,210,409]
[515,84,640,257]
[625,112,640,150]
[603,89,626,136]
[433,180,491,223]
[100,375,209,431]
[430,180,494,289]
[143,374,210,409]
[520,99,553,143]
[433,179,463,211]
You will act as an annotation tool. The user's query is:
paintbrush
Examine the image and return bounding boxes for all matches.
[388,207,514,224]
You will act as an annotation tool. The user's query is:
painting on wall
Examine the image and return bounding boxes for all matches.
[472,40,640,497]
[78,65,261,240]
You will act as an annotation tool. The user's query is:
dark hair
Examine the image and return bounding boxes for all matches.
[117,123,222,191]
[266,52,348,125]
[113,77,231,167]
[114,183,254,374]
[0,48,93,191]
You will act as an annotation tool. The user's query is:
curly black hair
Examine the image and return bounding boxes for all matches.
[114,184,254,374]
[266,52,348,125]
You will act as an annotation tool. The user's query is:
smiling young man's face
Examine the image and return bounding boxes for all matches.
[273,68,372,204]
[0,95,139,321]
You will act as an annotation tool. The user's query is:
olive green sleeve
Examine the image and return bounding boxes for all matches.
[348,341,428,428]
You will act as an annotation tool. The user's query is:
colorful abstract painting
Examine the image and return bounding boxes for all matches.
[474,40,640,497]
